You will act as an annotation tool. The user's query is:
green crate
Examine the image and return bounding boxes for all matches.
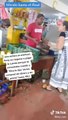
[7,44,19,53]
[7,44,40,63]
[7,44,14,53]
[19,44,40,63]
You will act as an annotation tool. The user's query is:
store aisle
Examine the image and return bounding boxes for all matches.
[0,81,68,120]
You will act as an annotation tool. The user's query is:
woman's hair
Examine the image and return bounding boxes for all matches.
[63,21,68,31]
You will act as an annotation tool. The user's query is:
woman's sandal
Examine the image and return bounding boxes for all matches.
[42,84,62,92]
[57,88,62,93]
[42,84,53,91]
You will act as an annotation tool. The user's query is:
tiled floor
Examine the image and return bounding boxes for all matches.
[0,80,68,120]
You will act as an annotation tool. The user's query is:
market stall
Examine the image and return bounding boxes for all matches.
[0,0,43,103]
[1,0,67,103]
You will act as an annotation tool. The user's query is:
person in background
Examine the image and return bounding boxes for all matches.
[36,21,50,55]
[44,20,68,93]
[25,14,44,48]
[42,22,48,41]
[0,20,10,48]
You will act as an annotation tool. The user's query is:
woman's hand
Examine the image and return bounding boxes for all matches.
[58,24,65,32]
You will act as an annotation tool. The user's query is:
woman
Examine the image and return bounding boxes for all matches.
[45,20,68,92]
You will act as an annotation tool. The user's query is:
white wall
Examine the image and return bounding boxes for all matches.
[38,0,68,15]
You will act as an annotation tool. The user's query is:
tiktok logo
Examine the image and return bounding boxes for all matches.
[50,109,67,118]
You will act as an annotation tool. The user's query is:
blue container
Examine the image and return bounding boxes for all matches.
[0,80,9,96]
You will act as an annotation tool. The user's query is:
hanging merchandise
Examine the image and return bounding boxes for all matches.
[12,9,29,18]
[10,0,30,26]
[28,10,37,25]
[28,9,41,25]
[7,0,30,44]
[0,4,9,19]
